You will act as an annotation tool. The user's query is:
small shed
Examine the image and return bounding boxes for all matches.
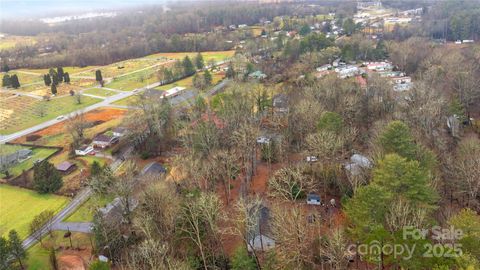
[56,161,76,174]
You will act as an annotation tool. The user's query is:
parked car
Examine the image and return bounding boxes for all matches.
[56,115,65,121]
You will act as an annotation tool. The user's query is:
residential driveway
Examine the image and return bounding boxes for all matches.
[52,222,93,233]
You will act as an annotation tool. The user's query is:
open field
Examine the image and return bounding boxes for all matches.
[0,147,58,179]
[105,67,158,91]
[0,95,102,135]
[76,57,164,78]
[18,77,96,96]
[4,70,43,85]
[82,87,117,97]
[146,50,235,62]
[0,184,69,238]
[0,35,37,50]
[27,231,92,270]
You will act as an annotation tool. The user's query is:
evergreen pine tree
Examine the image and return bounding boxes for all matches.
[51,83,57,95]
[2,74,11,87]
[45,74,52,86]
[0,236,10,269]
[8,230,26,269]
[33,161,63,193]
[10,74,20,88]
[195,53,204,70]
[95,70,103,82]
[182,56,195,76]
[226,63,235,78]
[64,72,70,83]
[204,69,212,86]
[57,67,64,82]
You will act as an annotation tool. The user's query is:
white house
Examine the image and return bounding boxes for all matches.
[316,64,332,72]
[335,65,360,78]
[367,62,393,71]
[75,145,94,156]
[163,86,186,98]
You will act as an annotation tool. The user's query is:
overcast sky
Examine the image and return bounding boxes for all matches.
[0,0,166,19]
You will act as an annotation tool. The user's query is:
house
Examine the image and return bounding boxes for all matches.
[99,197,139,222]
[238,24,248,28]
[0,148,32,166]
[335,65,360,78]
[272,93,288,113]
[141,162,167,175]
[247,204,275,252]
[249,71,267,80]
[163,86,186,98]
[112,127,127,137]
[307,194,321,205]
[75,145,94,156]
[55,161,76,174]
[366,62,393,71]
[345,153,372,176]
[92,134,118,149]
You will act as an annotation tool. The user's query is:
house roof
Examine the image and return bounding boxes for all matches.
[93,134,113,143]
[141,162,167,175]
[56,161,75,171]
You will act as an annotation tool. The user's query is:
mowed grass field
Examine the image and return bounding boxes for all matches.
[0,184,69,238]
[0,147,57,179]
[83,87,117,97]
[146,50,235,62]
[0,95,102,135]
[105,68,158,91]
[77,58,162,78]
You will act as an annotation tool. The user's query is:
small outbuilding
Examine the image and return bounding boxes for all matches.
[75,145,94,156]
[56,161,76,174]
[307,194,321,205]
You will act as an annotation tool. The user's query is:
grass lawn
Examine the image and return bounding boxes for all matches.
[77,58,160,78]
[155,72,224,91]
[112,95,140,106]
[27,231,93,270]
[83,87,117,97]
[105,68,157,91]
[0,95,102,135]
[0,184,69,239]
[146,50,235,63]
[0,147,58,179]
[64,194,113,222]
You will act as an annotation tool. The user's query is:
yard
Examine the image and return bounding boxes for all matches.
[27,231,93,270]
[76,57,164,78]
[0,184,69,239]
[64,194,113,222]
[0,95,102,135]
[0,147,58,179]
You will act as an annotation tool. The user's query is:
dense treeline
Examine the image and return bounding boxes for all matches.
[0,1,344,70]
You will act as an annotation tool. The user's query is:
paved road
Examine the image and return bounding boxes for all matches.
[21,188,92,249]
[0,82,163,143]
[21,146,131,249]
[52,222,93,233]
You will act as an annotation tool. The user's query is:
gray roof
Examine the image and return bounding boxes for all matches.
[141,162,167,175]
[307,194,321,201]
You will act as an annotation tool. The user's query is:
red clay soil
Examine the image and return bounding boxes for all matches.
[13,108,127,143]
[58,255,85,270]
